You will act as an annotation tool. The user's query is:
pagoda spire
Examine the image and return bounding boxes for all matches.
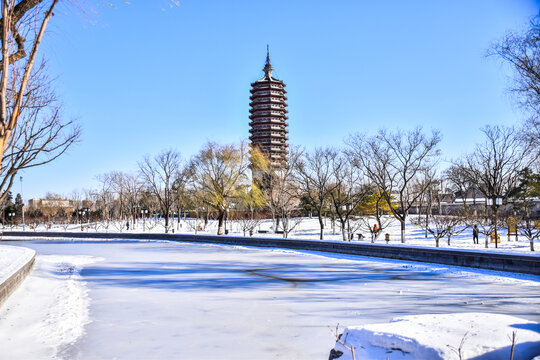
[263,45,274,78]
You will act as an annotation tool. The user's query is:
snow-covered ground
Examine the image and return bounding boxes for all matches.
[0,239,539,359]
[332,313,540,360]
[9,216,540,254]
[0,252,101,358]
[0,244,35,284]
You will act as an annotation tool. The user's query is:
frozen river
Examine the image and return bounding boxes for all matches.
[1,239,540,359]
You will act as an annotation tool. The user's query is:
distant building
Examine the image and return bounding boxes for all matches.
[28,198,93,212]
[249,46,289,169]
[28,198,73,209]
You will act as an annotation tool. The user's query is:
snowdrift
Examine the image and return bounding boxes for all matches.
[332,313,540,360]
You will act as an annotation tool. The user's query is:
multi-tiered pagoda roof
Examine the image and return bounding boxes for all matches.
[249,47,289,169]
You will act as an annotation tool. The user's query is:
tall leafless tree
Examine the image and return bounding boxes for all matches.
[489,16,540,117]
[260,146,302,238]
[0,0,59,177]
[328,151,371,241]
[445,163,480,215]
[294,147,336,240]
[139,149,181,233]
[347,127,441,243]
[489,16,540,155]
[0,62,80,202]
[458,125,539,247]
[107,171,142,228]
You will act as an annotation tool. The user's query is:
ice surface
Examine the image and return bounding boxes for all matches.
[0,239,538,359]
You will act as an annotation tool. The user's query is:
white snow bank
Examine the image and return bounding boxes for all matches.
[0,244,35,283]
[333,313,540,360]
[0,254,103,359]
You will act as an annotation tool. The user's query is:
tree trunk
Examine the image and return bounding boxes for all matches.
[217,211,225,235]
[177,206,181,230]
[164,210,169,233]
[318,212,324,240]
[494,208,499,249]
[435,237,440,247]
[340,219,347,241]
[400,219,406,243]
[531,238,535,252]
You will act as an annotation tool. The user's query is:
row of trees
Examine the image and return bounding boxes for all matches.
[20,120,539,250]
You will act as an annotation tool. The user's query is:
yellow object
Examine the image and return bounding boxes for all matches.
[490,233,501,243]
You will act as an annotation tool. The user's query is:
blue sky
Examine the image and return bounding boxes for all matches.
[19,0,539,199]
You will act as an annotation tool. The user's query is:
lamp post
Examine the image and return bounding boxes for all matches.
[78,209,86,230]
[140,209,148,232]
[342,204,352,241]
[20,176,25,231]
[7,211,15,226]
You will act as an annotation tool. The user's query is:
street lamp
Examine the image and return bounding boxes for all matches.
[7,211,15,226]
[20,176,25,231]
[140,209,148,232]
[78,209,86,230]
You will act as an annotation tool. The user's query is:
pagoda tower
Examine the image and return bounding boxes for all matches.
[249,47,289,169]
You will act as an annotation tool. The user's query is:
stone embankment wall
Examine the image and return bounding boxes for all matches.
[4,231,540,275]
[0,250,35,307]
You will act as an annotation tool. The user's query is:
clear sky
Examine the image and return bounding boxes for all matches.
[19,0,540,200]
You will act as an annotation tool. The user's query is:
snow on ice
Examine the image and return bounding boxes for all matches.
[0,252,102,359]
[0,236,538,359]
[332,313,540,360]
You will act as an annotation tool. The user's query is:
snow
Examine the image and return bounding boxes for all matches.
[0,253,102,359]
[7,215,539,254]
[332,313,540,360]
[0,239,539,359]
[0,244,35,283]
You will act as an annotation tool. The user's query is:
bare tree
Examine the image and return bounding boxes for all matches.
[411,214,465,247]
[490,16,540,163]
[93,173,116,229]
[260,146,302,238]
[0,0,59,164]
[0,63,80,202]
[347,127,441,243]
[459,125,539,248]
[445,163,480,215]
[294,147,335,240]
[354,214,393,242]
[138,149,181,233]
[188,141,250,235]
[328,152,372,241]
[108,171,142,228]
[489,16,540,118]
